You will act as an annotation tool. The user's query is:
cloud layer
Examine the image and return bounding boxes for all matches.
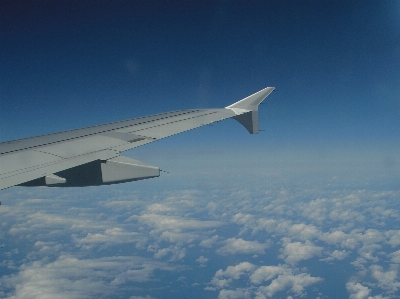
[1,170,399,298]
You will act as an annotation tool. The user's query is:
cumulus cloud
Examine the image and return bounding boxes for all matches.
[0,255,176,299]
[132,214,223,231]
[287,223,320,241]
[130,213,224,248]
[2,168,400,298]
[279,238,323,265]
[207,262,255,290]
[196,256,209,265]
[321,230,354,247]
[200,235,219,248]
[208,262,322,298]
[370,265,400,293]
[129,208,225,255]
[218,288,252,299]
[74,227,141,249]
[254,272,322,298]
[216,238,269,255]
[159,230,198,244]
[153,246,186,261]
[390,250,400,264]
[216,262,256,280]
[386,230,400,247]
[346,281,371,299]
[351,257,368,270]
[249,265,288,284]
[320,249,350,262]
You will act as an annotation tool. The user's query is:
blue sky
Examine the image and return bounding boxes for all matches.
[1,1,399,145]
[1,1,400,298]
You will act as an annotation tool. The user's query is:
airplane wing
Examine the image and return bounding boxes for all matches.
[0,87,274,190]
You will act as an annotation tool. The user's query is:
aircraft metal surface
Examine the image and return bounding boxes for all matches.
[0,87,274,190]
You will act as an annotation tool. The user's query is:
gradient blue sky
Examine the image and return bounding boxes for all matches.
[1,1,399,146]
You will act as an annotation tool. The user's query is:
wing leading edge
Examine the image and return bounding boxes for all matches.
[0,87,274,190]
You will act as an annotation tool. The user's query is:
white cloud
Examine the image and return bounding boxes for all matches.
[146,203,175,213]
[232,213,255,226]
[74,227,141,249]
[249,265,288,284]
[370,265,400,293]
[1,255,176,299]
[279,238,323,265]
[357,229,385,247]
[209,262,256,290]
[218,288,252,299]
[7,211,113,242]
[200,235,219,247]
[390,250,400,264]
[159,230,198,244]
[351,257,368,270]
[196,256,209,264]
[287,223,320,241]
[215,262,256,280]
[255,272,322,298]
[153,246,186,261]
[346,281,371,299]
[320,249,350,262]
[300,198,329,224]
[358,244,381,263]
[216,238,269,255]
[321,230,354,247]
[132,214,223,231]
[386,230,400,247]
[2,171,400,298]
[130,212,224,252]
[208,262,322,298]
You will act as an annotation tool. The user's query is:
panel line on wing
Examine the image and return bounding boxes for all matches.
[132,111,221,133]
[0,110,201,155]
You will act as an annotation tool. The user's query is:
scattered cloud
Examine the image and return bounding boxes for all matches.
[218,288,252,299]
[249,265,288,284]
[320,249,350,262]
[1,255,176,299]
[208,262,322,298]
[153,246,186,261]
[216,238,269,256]
[390,250,400,264]
[200,235,219,248]
[196,256,209,265]
[254,271,322,298]
[74,227,141,250]
[346,281,371,299]
[1,173,400,298]
[279,238,323,265]
[370,265,400,293]
[131,214,223,232]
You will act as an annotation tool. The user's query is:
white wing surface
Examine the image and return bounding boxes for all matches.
[0,87,274,190]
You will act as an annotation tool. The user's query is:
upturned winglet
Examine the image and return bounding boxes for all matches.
[226,87,274,134]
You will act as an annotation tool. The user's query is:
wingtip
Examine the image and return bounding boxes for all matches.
[226,87,275,110]
[226,86,275,134]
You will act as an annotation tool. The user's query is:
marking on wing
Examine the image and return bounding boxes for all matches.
[99,131,154,143]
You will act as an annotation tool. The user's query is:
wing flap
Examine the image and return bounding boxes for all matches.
[0,149,119,190]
